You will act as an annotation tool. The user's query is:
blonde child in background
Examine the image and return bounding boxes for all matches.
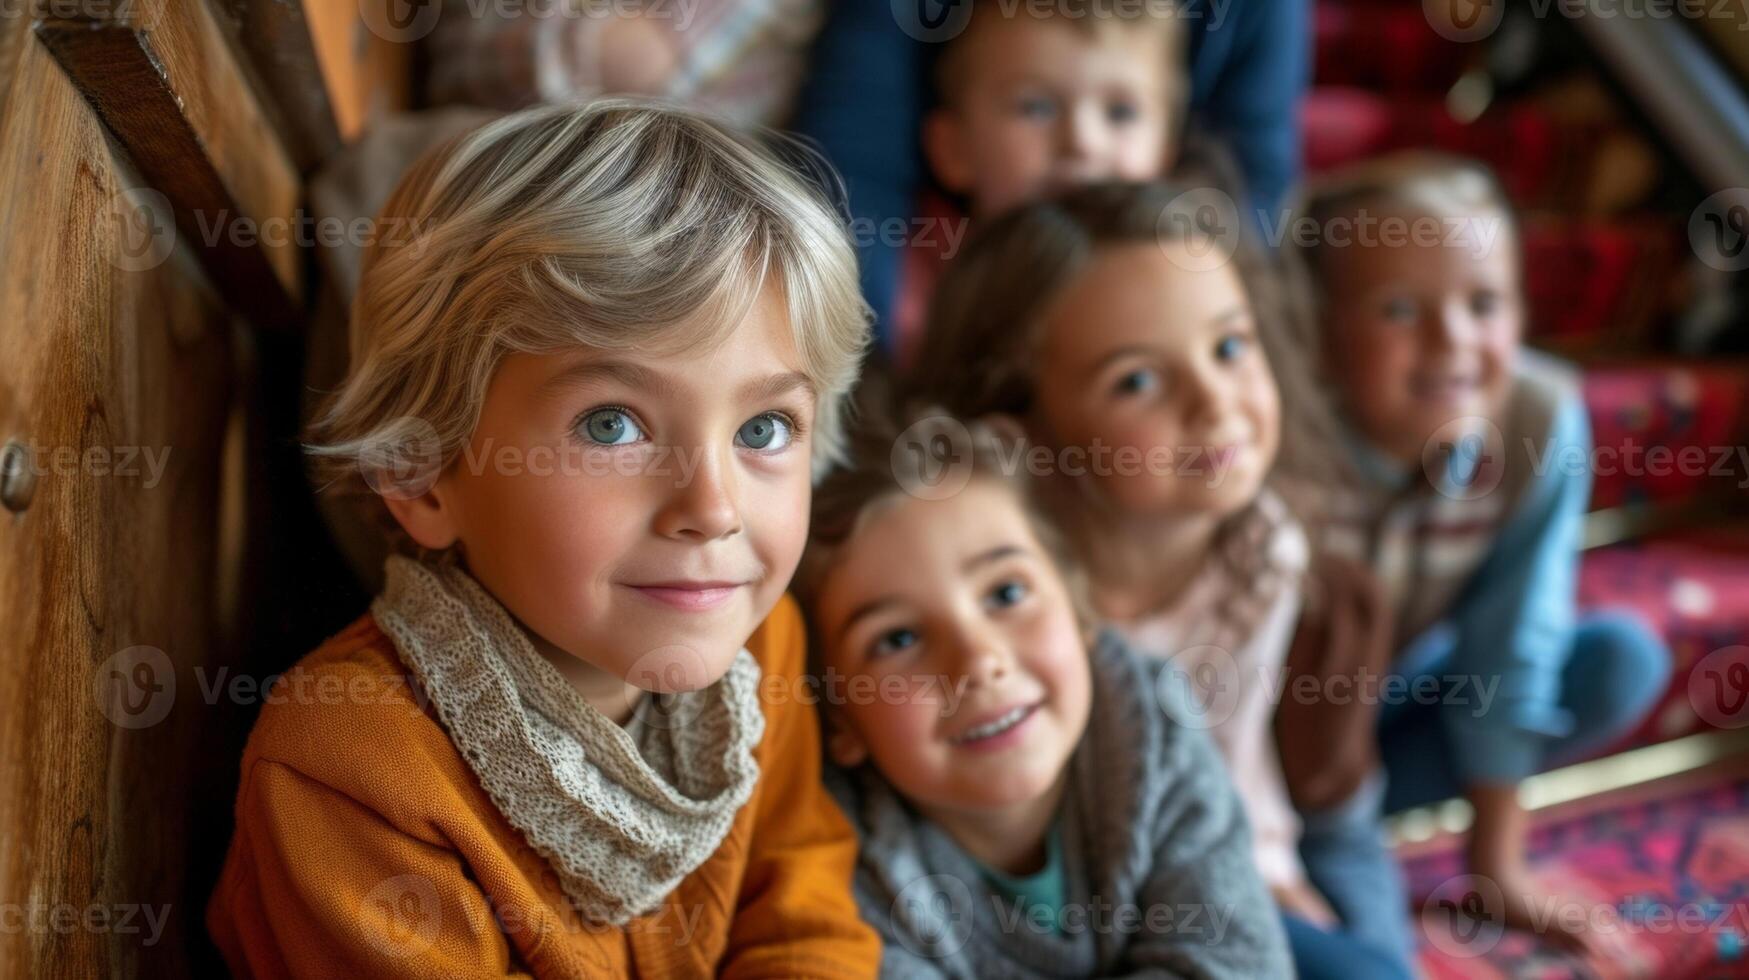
[1289,152,1672,956]
[909,181,1417,979]
[793,403,1292,979]
[205,100,880,977]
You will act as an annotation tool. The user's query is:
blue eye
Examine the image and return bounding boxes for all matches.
[1215,334,1249,362]
[1114,369,1159,396]
[736,413,793,451]
[1106,101,1139,124]
[1017,95,1056,120]
[988,580,1028,609]
[578,408,643,446]
[871,628,919,658]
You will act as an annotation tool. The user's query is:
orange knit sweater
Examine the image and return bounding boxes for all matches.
[206,594,880,978]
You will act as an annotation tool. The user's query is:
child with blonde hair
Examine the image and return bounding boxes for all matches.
[792,399,1292,978]
[1288,152,1671,956]
[909,181,1416,978]
[206,99,880,976]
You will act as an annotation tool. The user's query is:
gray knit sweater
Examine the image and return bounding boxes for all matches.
[826,631,1294,980]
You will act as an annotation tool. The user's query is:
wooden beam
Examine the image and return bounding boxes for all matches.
[36,0,306,332]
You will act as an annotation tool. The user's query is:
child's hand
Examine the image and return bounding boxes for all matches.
[1271,880,1339,930]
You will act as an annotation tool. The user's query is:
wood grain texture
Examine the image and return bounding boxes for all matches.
[0,11,259,979]
[36,0,305,332]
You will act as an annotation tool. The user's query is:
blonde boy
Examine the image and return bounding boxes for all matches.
[206,99,879,977]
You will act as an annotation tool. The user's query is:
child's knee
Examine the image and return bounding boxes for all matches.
[1573,611,1671,718]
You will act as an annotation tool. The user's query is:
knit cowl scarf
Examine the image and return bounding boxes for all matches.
[370,554,765,925]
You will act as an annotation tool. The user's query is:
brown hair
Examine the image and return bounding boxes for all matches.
[790,378,1095,664]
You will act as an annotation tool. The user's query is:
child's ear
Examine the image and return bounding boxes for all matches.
[381,481,462,552]
[922,109,975,196]
[824,711,870,768]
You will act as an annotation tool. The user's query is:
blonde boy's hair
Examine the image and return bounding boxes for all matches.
[1274,151,1519,500]
[1295,150,1518,286]
[306,98,870,505]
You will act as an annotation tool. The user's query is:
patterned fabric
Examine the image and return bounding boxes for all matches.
[1580,535,1749,748]
[1582,365,1749,511]
[425,0,823,126]
[1406,776,1749,979]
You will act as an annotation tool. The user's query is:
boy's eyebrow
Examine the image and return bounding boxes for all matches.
[740,371,817,404]
[537,359,676,400]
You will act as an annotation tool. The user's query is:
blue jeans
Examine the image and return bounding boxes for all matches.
[1380,611,1671,812]
[1283,911,1414,980]
[1297,774,1418,973]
